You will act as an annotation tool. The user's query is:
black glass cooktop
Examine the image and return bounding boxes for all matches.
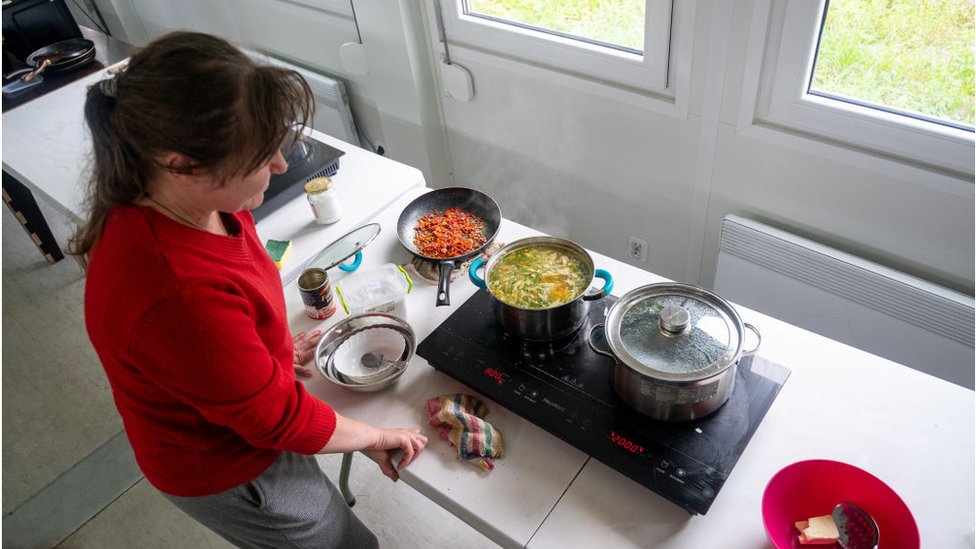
[417,289,790,515]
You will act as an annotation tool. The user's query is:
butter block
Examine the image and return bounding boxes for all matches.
[265,239,292,270]
[796,514,839,545]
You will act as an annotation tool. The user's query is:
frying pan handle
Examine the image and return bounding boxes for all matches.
[338,251,363,272]
[468,257,487,289]
[4,67,34,80]
[436,261,455,307]
[22,59,52,82]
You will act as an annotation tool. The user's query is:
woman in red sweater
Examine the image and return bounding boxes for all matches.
[72,31,427,548]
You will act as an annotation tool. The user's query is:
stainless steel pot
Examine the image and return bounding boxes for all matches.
[469,236,613,340]
[588,283,761,421]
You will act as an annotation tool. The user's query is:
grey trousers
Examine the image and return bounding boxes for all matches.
[163,452,378,549]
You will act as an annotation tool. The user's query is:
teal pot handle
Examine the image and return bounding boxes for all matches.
[338,251,363,272]
[468,257,487,289]
[583,269,614,301]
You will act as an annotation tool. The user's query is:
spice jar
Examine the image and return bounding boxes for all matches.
[305,177,343,224]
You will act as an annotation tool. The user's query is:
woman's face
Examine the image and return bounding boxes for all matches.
[208,148,289,212]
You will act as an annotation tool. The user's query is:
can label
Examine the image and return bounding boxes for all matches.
[297,268,337,320]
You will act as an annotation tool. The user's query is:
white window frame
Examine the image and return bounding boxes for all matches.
[438,0,674,93]
[749,0,974,178]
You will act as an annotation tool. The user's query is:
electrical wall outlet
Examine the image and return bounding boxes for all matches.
[628,236,648,262]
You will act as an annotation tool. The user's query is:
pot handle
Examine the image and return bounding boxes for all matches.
[338,251,363,272]
[586,323,617,361]
[468,257,487,289]
[742,322,762,356]
[582,269,614,301]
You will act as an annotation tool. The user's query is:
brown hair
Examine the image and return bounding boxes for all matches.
[70,31,314,267]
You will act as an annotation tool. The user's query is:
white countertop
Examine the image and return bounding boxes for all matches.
[283,187,589,549]
[280,185,975,548]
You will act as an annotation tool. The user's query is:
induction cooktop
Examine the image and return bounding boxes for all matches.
[417,289,790,515]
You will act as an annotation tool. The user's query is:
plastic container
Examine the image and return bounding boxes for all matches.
[335,263,413,317]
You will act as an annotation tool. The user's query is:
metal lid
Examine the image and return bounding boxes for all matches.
[605,283,745,381]
[304,177,332,194]
[306,223,381,271]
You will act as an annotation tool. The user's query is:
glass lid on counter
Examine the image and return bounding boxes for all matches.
[306,223,381,271]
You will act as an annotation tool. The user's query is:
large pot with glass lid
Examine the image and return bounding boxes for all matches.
[588,283,761,422]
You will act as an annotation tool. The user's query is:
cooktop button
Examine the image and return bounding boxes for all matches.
[676,468,686,477]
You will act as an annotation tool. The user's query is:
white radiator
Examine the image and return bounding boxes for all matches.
[245,50,361,147]
[714,215,975,389]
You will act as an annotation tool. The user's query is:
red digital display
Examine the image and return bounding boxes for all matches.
[610,431,645,454]
[483,367,505,385]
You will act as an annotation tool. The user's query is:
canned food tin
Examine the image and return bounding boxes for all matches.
[298,267,337,320]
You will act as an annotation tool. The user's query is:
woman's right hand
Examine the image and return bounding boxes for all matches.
[320,415,428,482]
[361,428,428,481]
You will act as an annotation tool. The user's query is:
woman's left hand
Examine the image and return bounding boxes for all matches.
[292,329,323,378]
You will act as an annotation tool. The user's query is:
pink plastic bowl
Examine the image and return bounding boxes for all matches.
[761,460,919,549]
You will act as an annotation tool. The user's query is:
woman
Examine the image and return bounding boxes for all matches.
[72,31,427,548]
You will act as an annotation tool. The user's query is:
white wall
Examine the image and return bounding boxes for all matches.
[93,0,974,297]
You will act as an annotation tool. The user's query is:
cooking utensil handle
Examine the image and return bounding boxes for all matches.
[436,261,455,307]
[338,251,363,272]
[4,67,33,80]
[586,323,616,360]
[22,59,52,82]
[583,269,614,301]
[468,257,487,289]
[742,322,762,356]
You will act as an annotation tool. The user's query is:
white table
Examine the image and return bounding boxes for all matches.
[284,187,975,548]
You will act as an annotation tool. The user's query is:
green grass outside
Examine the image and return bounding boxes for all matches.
[467,0,974,128]
[467,0,645,50]
[813,0,974,127]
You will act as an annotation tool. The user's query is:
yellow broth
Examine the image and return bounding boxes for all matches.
[487,245,590,309]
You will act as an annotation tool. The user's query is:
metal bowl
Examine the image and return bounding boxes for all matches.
[313,313,416,392]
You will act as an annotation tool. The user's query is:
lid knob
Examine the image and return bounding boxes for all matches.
[659,305,690,336]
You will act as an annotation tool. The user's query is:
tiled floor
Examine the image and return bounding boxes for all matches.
[2,201,500,548]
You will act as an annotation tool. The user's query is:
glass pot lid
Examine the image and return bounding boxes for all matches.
[307,223,381,271]
[604,283,745,381]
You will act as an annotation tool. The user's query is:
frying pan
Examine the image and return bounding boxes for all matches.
[4,39,96,82]
[397,187,501,307]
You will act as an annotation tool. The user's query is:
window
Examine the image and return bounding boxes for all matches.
[754,0,974,177]
[811,0,974,131]
[437,0,674,93]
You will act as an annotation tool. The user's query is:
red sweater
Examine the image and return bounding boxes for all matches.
[85,205,336,497]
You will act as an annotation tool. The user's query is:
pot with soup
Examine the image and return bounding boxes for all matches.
[469,237,613,340]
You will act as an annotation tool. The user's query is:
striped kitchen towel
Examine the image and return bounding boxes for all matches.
[427,394,504,472]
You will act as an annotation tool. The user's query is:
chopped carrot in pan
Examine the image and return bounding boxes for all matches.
[414,207,486,258]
